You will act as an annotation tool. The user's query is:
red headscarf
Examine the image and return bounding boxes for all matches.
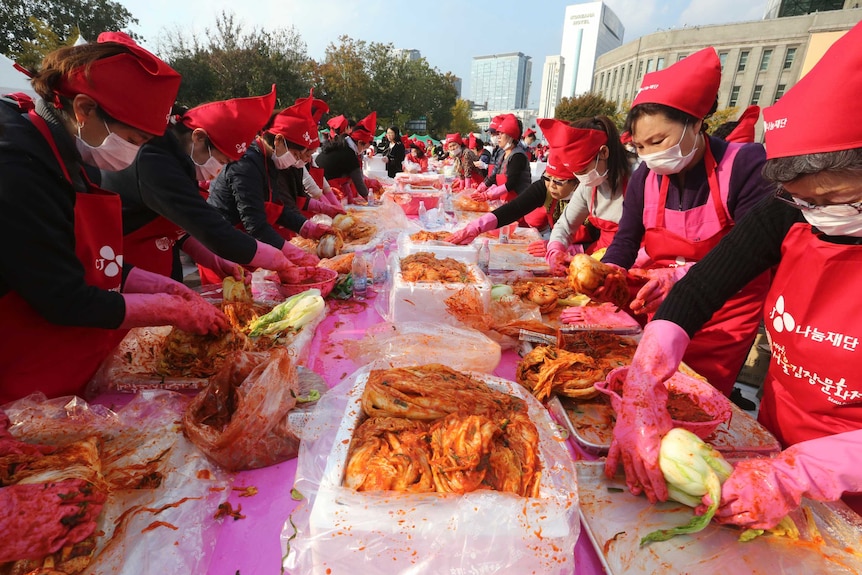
[181,85,276,161]
[538,117,608,178]
[55,31,181,136]
[632,47,721,119]
[269,95,319,149]
[327,114,348,132]
[444,133,464,147]
[350,111,376,142]
[725,105,760,144]
[496,114,521,140]
[294,89,329,124]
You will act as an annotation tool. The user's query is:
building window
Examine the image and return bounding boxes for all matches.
[729,86,741,107]
[738,51,749,72]
[760,49,772,71]
[718,52,728,69]
[783,47,797,69]
[627,63,632,82]
[657,57,665,70]
[637,60,644,77]
[774,83,787,101]
[751,84,763,105]
[677,53,688,62]
[646,59,655,73]
[612,69,617,86]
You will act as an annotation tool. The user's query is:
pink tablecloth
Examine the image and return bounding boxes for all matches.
[205,295,608,574]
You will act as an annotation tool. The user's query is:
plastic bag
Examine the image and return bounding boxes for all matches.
[2,391,229,575]
[343,321,501,373]
[183,348,318,471]
[280,362,579,574]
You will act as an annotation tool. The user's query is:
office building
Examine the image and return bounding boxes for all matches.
[538,56,565,119]
[764,0,851,18]
[470,52,532,110]
[392,49,421,61]
[559,2,624,98]
[592,8,861,140]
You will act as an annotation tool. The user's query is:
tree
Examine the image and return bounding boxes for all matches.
[555,93,618,124]
[14,17,68,70]
[447,99,478,135]
[706,107,739,134]
[1,0,138,61]
[159,12,313,108]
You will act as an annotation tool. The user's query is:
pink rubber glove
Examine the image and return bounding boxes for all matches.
[121,293,227,334]
[122,266,196,297]
[300,220,334,241]
[485,183,508,200]
[307,197,346,217]
[248,240,292,272]
[605,320,690,503]
[526,240,548,258]
[181,236,245,282]
[472,182,488,197]
[451,178,464,191]
[448,213,498,245]
[282,238,319,267]
[712,429,862,530]
[630,264,691,315]
[321,185,342,209]
[545,240,571,276]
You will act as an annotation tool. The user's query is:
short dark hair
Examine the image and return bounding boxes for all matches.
[762,148,862,183]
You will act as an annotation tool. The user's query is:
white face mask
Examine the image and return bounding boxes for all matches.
[797,198,862,237]
[189,142,224,181]
[273,146,297,170]
[575,153,609,188]
[490,135,500,147]
[638,123,699,175]
[448,147,460,157]
[76,120,140,171]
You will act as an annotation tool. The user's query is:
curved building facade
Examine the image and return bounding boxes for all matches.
[592,8,861,135]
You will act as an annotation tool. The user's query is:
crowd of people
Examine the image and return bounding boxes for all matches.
[2,19,862,537]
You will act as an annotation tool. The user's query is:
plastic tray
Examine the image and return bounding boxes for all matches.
[576,460,862,575]
[306,370,579,574]
[488,243,550,273]
[389,257,491,323]
[549,386,781,457]
[396,231,479,264]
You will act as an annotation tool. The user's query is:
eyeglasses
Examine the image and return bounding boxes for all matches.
[541,174,574,188]
[773,188,862,216]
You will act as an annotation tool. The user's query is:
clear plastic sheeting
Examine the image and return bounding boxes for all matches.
[281,363,580,575]
[3,391,230,575]
[343,321,502,374]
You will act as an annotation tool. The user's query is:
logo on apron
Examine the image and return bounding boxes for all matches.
[769,295,796,333]
[155,237,174,252]
[94,245,123,277]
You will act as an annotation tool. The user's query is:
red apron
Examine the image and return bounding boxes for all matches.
[642,140,770,395]
[198,149,285,285]
[328,176,357,203]
[123,216,186,278]
[759,223,862,447]
[0,111,128,403]
[308,165,326,189]
[584,181,625,254]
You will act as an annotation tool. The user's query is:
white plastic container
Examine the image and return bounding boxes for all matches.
[388,256,491,323]
[396,231,479,264]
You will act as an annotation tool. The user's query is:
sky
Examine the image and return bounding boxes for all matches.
[115,0,769,108]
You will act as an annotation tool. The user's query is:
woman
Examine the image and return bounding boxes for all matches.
[315,111,377,203]
[300,93,343,211]
[101,87,308,286]
[470,135,491,179]
[402,139,429,173]
[376,125,405,178]
[206,97,332,284]
[471,114,531,202]
[606,23,862,524]
[597,47,773,397]
[445,133,482,191]
[539,116,630,273]
[448,117,627,254]
[0,33,226,403]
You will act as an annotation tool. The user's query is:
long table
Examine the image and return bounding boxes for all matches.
[205,295,608,575]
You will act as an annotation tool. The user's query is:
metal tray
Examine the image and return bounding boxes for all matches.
[549,390,781,458]
[576,460,862,575]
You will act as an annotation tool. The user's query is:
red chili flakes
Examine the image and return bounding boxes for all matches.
[233,486,258,497]
[142,520,178,533]
[214,502,246,521]
[197,469,213,480]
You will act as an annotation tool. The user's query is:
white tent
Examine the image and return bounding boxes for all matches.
[0,53,37,97]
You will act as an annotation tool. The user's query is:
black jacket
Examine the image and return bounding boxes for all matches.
[0,97,125,327]
[101,131,258,281]
[207,141,307,249]
[376,139,405,178]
